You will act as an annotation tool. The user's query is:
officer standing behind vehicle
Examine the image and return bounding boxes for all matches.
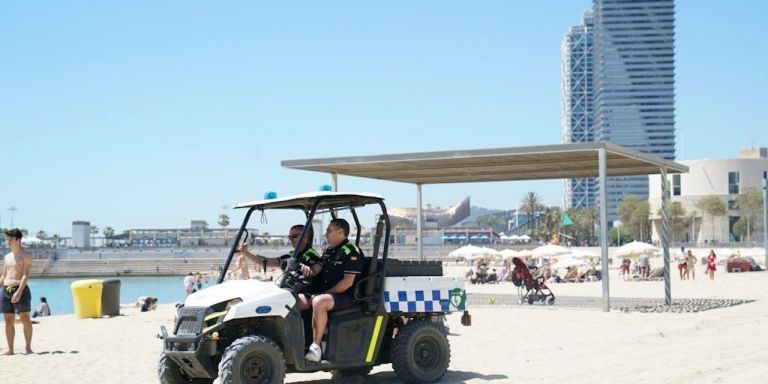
[300,218,364,362]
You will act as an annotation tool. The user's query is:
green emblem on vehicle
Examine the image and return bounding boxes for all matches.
[449,288,466,310]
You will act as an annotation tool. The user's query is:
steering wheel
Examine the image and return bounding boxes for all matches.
[277,258,313,292]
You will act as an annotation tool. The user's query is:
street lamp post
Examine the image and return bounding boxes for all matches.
[8,206,17,228]
[762,171,767,268]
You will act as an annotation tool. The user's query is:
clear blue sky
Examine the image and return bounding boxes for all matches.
[1,1,766,237]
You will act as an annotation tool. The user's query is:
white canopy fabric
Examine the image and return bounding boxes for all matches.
[499,249,518,260]
[570,249,601,260]
[516,249,533,258]
[448,245,483,260]
[612,241,659,259]
[532,244,572,259]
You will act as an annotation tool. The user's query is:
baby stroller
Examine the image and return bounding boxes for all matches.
[511,257,555,305]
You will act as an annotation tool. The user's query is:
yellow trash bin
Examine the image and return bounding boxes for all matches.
[71,279,103,319]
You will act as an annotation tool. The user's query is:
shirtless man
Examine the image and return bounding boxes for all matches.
[1,229,34,355]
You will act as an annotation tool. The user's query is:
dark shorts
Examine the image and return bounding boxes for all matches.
[1,285,32,314]
[330,293,354,311]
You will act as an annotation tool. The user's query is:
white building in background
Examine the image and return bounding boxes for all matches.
[649,148,768,244]
[72,221,90,248]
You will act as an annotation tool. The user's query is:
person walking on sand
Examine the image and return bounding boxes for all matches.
[686,250,696,280]
[183,272,196,296]
[706,249,717,280]
[675,246,688,281]
[1,229,35,355]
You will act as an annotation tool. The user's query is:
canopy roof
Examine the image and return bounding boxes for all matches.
[282,142,688,184]
[234,191,383,211]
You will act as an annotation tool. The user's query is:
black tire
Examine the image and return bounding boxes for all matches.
[546,296,555,306]
[330,366,373,381]
[158,352,213,384]
[218,336,286,384]
[391,320,451,384]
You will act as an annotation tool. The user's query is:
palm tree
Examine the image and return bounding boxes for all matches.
[90,226,99,248]
[520,192,544,239]
[218,214,230,244]
[36,230,47,240]
[52,234,60,248]
[103,227,115,247]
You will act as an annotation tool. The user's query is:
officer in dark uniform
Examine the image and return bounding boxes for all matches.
[239,224,320,288]
[301,218,364,362]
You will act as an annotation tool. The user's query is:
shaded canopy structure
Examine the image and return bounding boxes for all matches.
[282,141,688,312]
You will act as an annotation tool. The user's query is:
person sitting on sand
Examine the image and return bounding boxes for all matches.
[136,296,158,312]
[32,296,50,318]
[563,266,580,282]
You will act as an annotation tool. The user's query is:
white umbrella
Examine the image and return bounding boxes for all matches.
[448,245,483,260]
[570,249,601,260]
[532,244,572,259]
[518,235,532,242]
[612,241,658,259]
[516,249,533,258]
[499,249,518,260]
[467,247,501,261]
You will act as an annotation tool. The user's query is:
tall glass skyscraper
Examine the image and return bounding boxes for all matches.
[593,0,676,222]
[561,11,596,211]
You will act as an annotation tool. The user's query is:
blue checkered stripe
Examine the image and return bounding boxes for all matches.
[384,290,455,313]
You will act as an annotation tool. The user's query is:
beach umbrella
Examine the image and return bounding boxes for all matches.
[499,249,518,260]
[518,235,532,242]
[516,249,533,258]
[449,245,483,260]
[532,244,572,259]
[466,247,501,261]
[612,241,658,259]
[570,249,601,260]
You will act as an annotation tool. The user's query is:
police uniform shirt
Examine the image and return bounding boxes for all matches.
[317,239,364,294]
[279,245,321,269]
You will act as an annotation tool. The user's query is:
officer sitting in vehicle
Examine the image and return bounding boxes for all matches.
[238,224,321,292]
[296,218,364,362]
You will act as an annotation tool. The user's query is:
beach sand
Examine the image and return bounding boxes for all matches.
[3,269,767,383]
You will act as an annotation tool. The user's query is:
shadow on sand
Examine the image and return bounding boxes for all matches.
[289,370,508,383]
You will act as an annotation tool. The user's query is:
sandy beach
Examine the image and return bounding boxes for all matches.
[3,268,767,384]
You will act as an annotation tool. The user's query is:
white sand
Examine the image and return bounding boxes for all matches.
[3,270,767,383]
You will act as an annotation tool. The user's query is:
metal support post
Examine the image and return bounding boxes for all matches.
[598,148,610,312]
[417,183,423,261]
[661,168,671,305]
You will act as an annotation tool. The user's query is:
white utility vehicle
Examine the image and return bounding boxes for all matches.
[159,192,470,384]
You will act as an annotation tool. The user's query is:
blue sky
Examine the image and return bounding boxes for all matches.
[1,1,766,237]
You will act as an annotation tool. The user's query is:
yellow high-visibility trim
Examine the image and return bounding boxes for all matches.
[204,310,228,322]
[365,316,384,363]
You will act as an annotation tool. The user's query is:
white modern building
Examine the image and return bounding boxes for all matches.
[593,0,677,222]
[649,148,768,244]
[562,11,597,210]
[72,221,90,248]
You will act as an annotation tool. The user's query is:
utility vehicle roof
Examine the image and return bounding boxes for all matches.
[234,191,384,211]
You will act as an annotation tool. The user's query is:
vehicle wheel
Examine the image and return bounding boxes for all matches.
[218,335,286,384]
[158,352,213,384]
[546,296,555,306]
[391,320,450,384]
[330,366,373,381]
[527,295,534,305]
